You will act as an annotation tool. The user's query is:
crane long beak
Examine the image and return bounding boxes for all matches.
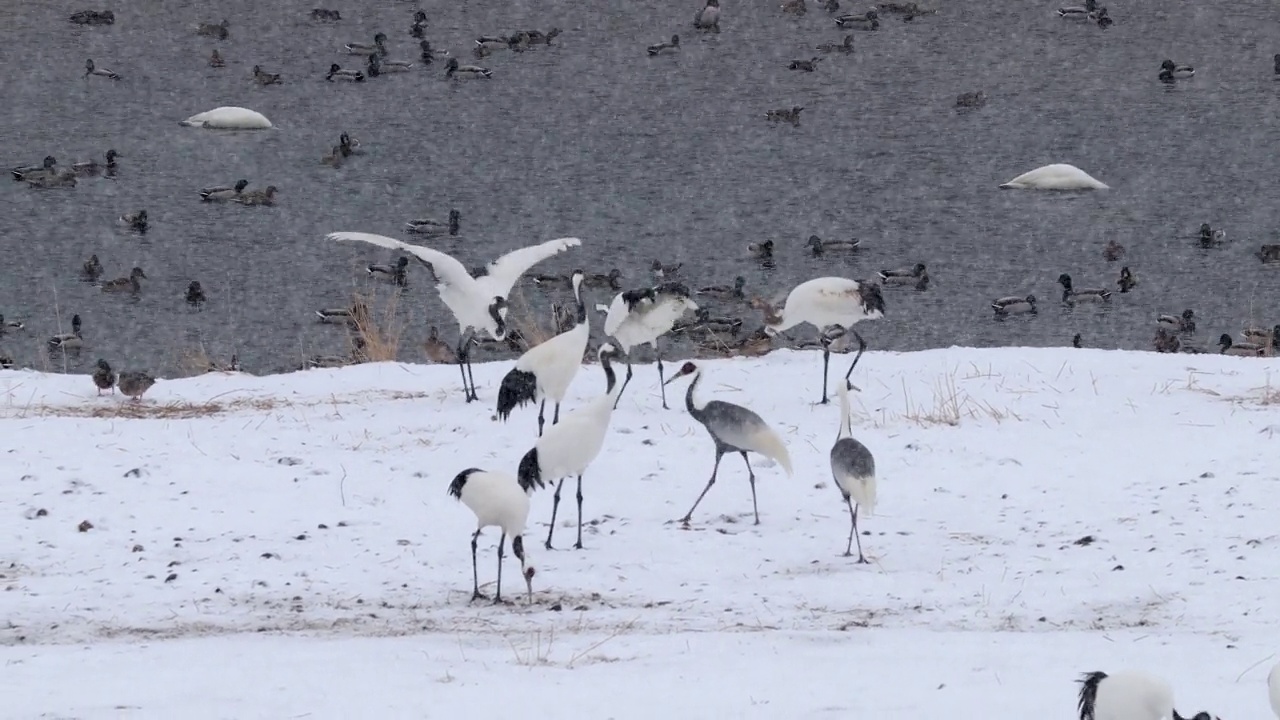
[662,373,685,387]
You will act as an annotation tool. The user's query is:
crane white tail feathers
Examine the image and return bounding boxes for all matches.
[747,426,792,476]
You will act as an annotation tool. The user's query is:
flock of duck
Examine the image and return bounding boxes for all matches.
[6,4,1280,718]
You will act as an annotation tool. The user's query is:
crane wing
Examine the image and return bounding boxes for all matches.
[479,237,583,297]
[324,232,471,289]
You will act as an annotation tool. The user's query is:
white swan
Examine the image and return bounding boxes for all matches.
[181,106,272,130]
[999,163,1108,190]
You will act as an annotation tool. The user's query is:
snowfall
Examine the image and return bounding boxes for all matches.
[1,346,1278,719]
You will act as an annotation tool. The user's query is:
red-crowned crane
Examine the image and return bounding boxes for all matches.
[663,361,793,525]
[1076,670,1218,720]
[831,378,876,562]
[447,467,545,604]
[752,276,884,404]
[324,232,581,402]
[496,270,588,436]
[517,344,624,550]
[600,282,698,410]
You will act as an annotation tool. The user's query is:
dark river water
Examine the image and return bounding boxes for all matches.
[2,0,1279,377]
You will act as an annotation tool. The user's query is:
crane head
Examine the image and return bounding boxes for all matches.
[488,297,509,339]
[663,361,699,386]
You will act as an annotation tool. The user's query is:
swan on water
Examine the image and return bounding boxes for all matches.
[181,106,272,129]
[999,163,1108,190]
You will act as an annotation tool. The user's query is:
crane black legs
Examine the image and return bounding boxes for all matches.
[468,529,511,603]
[456,333,479,403]
[818,328,868,404]
[612,361,634,410]
[535,399,561,438]
[680,450,760,526]
[843,496,868,563]
[611,345,670,410]
[545,474,585,550]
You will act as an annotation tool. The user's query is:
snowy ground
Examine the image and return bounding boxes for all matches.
[1,347,1278,718]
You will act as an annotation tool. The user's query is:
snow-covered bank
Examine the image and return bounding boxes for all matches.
[2,346,1278,717]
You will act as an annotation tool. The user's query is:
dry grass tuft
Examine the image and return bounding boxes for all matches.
[896,372,1017,426]
[503,285,556,350]
[349,288,407,363]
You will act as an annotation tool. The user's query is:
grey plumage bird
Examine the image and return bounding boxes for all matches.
[664,362,794,525]
[830,378,876,561]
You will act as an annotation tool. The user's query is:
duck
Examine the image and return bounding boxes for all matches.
[235,186,278,206]
[1258,244,1280,263]
[806,234,859,254]
[817,34,854,53]
[877,263,927,284]
[725,327,773,358]
[420,40,449,64]
[252,65,282,85]
[474,35,511,49]
[410,11,427,37]
[955,90,986,108]
[185,281,206,308]
[312,8,342,21]
[101,267,147,294]
[520,28,561,45]
[1116,266,1137,293]
[11,156,57,182]
[1159,59,1194,82]
[445,57,492,79]
[321,145,344,168]
[1153,328,1181,354]
[367,54,412,77]
[1275,53,1280,75]
[1102,239,1125,261]
[117,371,157,402]
[346,32,388,56]
[1241,324,1280,347]
[789,57,821,72]
[339,132,363,157]
[209,49,225,68]
[84,59,120,79]
[1198,223,1226,246]
[651,259,682,278]
[196,19,230,39]
[69,10,114,25]
[748,239,774,259]
[0,314,24,332]
[92,359,116,395]
[200,179,249,201]
[1058,273,1110,303]
[81,254,103,281]
[1219,333,1267,357]
[765,106,804,124]
[992,295,1037,316]
[648,34,680,56]
[676,308,743,335]
[48,314,83,351]
[531,271,574,288]
[367,256,409,285]
[326,64,365,82]
[405,209,461,236]
[782,0,807,15]
[119,210,148,233]
[315,302,369,325]
[696,276,747,300]
[835,9,879,28]
[1072,333,1082,348]
[207,354,241,373]
[584,268,624,290]
[694,0,721,30]
[1056,0,1097,18]
[1094,7,1112,28]
[73,149,118,177]
[1157,308,1195,332]
[26,169,78,189]
[423,326,459,364]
